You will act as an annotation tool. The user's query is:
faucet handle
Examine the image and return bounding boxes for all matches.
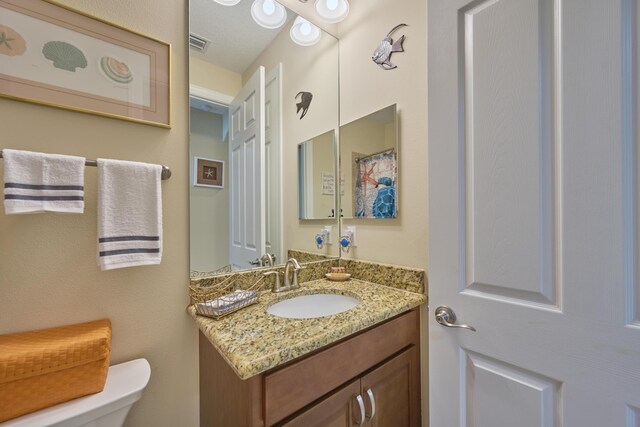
[291,265,306,289]
[263,271,283,293]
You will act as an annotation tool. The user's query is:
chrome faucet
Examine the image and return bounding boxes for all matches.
[263,270,284,293]
[260,253,276,267]
[284,258,303,290]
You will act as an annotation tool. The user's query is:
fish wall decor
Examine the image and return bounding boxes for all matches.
[295,91,313,119]
[372,23,407,70]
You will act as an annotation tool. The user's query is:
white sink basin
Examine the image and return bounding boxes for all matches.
[267,293,360,319]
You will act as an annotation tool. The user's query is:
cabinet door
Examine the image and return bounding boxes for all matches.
[361,346,420,427]
[281,379,364,427]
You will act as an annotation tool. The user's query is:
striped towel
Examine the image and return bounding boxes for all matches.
[2,149,85,214]
[97,159,162,270]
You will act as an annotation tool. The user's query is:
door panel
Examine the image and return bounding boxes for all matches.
[461,0,557,307]
[627,0,640,327]
[244,90,256,127]
[429,0,640,426]
[244,136,257,250]
[627,405,640,427]
[229,66,265,269]
[280,380,361,427]
[360,347,420,427]
[462,350,560,427]
[231,144,242,248]
[264,65,282,263]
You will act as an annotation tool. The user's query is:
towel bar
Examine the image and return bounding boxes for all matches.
[0,150,172,180]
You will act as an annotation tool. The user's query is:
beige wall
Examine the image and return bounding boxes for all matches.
[189,108,229,272]
[243,19,341,258]
[190,56,241,98]
[311,131,336,219]
[337,0,428,270]
[336,0,429,424]
[0,1,199,426]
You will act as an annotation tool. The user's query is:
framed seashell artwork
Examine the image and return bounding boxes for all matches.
[0,0,171,128]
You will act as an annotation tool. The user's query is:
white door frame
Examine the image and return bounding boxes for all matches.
[190,84,233,107]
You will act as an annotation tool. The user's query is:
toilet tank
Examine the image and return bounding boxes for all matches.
[1,359,151,427]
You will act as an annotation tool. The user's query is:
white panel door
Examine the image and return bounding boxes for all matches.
[264,64,283,265]
[229,66,265,270]
[428,0,640,426]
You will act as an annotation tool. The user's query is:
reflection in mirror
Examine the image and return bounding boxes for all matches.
[189,0,339,276]
[298,130,337,220]
[340,105,398,219]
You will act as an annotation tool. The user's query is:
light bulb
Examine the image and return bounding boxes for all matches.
[314,0,349,23]
[251,0,287,29]
[290,16,321,46]
[212,0,241,5]
[300,21,311,35]
[263,0,275,15]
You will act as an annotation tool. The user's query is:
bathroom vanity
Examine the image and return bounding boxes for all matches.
[191,276,425,426]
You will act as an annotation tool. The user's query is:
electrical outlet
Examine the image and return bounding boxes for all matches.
[345,226,357,246]
[323,226,333,244]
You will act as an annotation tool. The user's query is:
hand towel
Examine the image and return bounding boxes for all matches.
[97,159,162,271]
[3,149,85,214]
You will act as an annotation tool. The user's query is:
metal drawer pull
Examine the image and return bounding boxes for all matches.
[355,394,366,426]
[365,388,376,420]
[435,306,476,332]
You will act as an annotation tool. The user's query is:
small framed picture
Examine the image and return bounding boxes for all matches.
[193,157,224,188]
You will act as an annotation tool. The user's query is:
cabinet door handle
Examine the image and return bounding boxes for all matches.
[355,394,366,426]
[365,387,376,420]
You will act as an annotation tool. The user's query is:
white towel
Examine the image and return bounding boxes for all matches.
[3,149,85,214]
[97,159,163,270]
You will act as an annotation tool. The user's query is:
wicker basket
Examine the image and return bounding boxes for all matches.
[190,273,265,319]
[0,319,111,422]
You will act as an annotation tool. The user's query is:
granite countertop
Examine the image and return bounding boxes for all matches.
[188,278,426,380]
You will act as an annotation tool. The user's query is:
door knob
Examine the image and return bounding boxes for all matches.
[434,306,476,332]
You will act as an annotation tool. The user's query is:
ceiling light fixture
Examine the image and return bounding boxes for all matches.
[314,0,349,23]
[251,0,288,29]
[212,0,241,6]
[290,16,322,46]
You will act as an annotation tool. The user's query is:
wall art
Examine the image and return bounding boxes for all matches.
[0,0,171,128]
[372,23,407,70]
[194,157,224,188]
[295,91,313,119]
[354,148,397,218]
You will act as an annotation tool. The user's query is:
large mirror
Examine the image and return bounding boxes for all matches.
[189,0,340,275]
[340,104,398,219]
[298,130,337,220]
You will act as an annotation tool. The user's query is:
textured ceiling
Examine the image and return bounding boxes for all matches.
[189,0,294,74]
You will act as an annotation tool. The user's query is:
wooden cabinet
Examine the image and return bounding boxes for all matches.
[282,347,420,427]
[360,347,420,427]
[281,380,361,427]
[199,308,421,426]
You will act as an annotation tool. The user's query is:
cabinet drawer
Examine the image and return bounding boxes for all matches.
[264,309,419,426]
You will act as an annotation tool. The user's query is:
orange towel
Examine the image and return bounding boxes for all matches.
[0,319,111,422]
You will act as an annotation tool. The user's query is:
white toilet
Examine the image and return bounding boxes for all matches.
[1,359,151,427]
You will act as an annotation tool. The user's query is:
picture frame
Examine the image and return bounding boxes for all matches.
[193,157,224,189]
[0,0,171,128]
[354,148,397,219]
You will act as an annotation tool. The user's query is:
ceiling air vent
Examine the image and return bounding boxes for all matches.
[189,33,210,53]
